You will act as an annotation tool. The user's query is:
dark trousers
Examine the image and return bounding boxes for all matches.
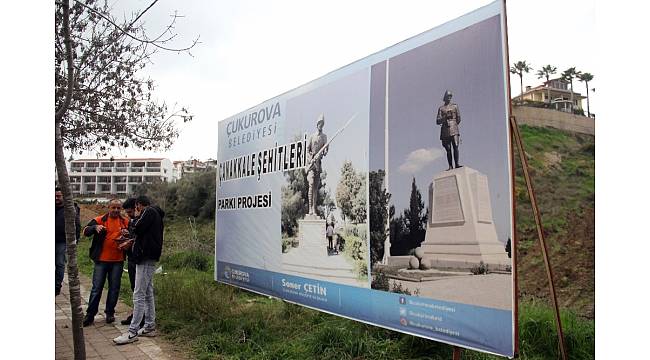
[55,242,66,294]
[86,261,123,317]
[128,259,137,291]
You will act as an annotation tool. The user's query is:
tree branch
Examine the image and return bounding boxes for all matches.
[55,0,76,122]
[73,0,198,52]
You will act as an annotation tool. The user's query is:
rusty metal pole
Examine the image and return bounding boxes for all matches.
[510,115,568,360]
[452,346,462,360]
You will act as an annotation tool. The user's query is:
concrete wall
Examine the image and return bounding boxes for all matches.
[512,106,595,135]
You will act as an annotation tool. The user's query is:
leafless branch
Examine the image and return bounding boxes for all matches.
[73,0,199,52]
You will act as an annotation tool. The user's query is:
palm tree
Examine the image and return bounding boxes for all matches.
[577,72,594,117]
[536,65,557,105]
[510,60,532,103]
[561,67,581,112]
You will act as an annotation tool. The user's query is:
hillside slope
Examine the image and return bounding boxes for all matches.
[515,125,595,318]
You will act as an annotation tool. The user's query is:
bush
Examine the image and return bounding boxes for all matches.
[573,108,585,116]
[282,238,293,253]
[470,261,489,275]
[371,271,389,291]
[517,99,549,108]
[339,230,367,279]
[162,251,213,272]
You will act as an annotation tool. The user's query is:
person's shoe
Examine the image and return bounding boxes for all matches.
[137,327,157,337]
[82,315,94,327]
[113,332,139,345]
[121,313,133,325]
[455,164,463,169]
[106,315,115,324]
[446,166,453,171]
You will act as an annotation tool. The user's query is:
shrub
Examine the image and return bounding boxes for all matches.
[573,108,585,116]
[162,251,213,272]
[371,271,390,291]
[470,261,489,275]
[282,238,293,253]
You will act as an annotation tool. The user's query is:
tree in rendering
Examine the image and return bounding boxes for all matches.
[369,170,391,266]
[336,161,363,222]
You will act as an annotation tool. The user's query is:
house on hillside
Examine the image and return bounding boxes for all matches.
[514,77,586,114]
[173,158,217,179]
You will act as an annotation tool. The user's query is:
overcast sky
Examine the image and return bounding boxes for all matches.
[74,0,596,161]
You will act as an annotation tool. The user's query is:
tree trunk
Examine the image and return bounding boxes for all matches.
[519,74,523,102]
[569,80,574,112]
[546,75,551,105]
[56,127,87,360]
[584,81,591,117]
[56,0,86,358]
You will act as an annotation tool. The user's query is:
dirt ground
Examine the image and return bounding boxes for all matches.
[517,208,595,319]
[78,203,108,223]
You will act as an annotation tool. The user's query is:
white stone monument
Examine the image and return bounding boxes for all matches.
[419,166,510,270]
[296,217,327,256]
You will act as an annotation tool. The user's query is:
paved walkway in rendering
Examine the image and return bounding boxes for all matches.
[55,273,183,360]
[391,273,513,310]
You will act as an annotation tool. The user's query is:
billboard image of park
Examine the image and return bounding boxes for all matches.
[216,1,515,357]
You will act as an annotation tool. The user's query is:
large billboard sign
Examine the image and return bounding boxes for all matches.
[216,1,515,357]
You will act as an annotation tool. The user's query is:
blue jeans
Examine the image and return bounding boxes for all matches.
[128,260,156,334]
[55,242,67,294]
[86,261,124,317]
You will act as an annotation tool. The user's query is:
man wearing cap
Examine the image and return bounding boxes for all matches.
[436,90,462,170]
[306,114,328,217]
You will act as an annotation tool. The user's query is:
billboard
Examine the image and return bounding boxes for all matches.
[216,1,515,357]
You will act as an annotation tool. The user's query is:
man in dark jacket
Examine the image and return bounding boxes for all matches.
[82,199,129,326]
[114,195,164,345]
[55,187,80,296]
[119,198,144,327]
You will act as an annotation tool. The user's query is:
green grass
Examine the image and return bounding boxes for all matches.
[515,125,595,241]
[74,217,594,360]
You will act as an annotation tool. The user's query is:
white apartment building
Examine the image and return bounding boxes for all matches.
[68,158,174,196]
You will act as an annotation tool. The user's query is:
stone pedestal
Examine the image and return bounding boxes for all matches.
[297,218,327,256]
[421,166,510,270]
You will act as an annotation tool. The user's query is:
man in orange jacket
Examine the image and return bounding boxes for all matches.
[82,198,129,326]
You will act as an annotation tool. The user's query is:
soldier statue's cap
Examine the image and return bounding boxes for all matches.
[443,90,453,99]
[317,114,325,126]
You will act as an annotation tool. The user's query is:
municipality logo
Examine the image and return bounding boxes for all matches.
[224,266,231,280]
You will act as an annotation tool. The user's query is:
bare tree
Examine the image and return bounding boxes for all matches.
[55,0,197,357]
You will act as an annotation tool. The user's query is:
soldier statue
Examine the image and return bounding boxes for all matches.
[306,114,328,217]
[436,90,462,170]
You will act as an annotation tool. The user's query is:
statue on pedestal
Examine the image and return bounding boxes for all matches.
[436,90,462,171]
[306,114,328,218]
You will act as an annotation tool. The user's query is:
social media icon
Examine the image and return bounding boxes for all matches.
[399,297,406,305]
[400,317,408,326]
